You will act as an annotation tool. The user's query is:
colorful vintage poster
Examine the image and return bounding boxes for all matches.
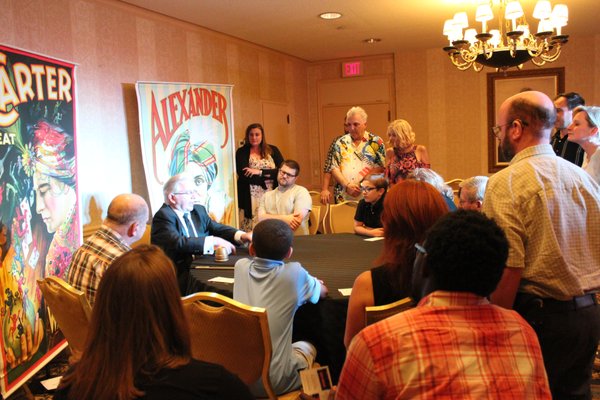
[136,82,237,227]
[0,45,80,397]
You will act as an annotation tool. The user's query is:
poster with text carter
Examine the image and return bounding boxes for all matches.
[0,44,80,397]
[135,82,237,227]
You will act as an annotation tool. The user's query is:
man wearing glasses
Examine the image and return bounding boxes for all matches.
[151,173,252,294]
[258,160,312,235]
[484,91,600,399]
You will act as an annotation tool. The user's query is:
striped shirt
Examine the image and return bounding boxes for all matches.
[337,291,551,400]
[66,225,130,305]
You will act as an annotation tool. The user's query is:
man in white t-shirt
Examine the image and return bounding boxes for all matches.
[258,159,312,235]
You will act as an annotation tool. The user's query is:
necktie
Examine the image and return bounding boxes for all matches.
[183,213,196,238]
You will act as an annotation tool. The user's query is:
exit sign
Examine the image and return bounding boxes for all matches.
[342,61,363,77]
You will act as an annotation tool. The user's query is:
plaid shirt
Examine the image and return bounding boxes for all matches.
[66,225,130,305]
[337,291,551,400]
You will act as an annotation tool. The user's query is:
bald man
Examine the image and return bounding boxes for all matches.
[67,194,149,305]
[483,91,600,399]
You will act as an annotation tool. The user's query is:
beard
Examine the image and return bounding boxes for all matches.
[500,134,516,161]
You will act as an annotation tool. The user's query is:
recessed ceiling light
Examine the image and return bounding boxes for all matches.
[319,12,342,20]
[363,38,382,44]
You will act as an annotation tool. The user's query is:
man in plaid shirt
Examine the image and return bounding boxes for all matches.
[337,211,550,399]
[67,194,149,305]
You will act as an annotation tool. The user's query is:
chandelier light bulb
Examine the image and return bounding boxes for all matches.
[453,12,469,29]
[533,0,552,20]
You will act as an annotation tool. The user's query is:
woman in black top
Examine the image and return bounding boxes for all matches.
[55,245,253,400]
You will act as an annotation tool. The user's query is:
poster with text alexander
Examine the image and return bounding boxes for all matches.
[0,44,80,397]
[135,82,237,227]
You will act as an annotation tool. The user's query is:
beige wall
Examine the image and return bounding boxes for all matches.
[1,0,309,231]
[3,0,600,227]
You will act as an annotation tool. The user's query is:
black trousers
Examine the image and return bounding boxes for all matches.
[514,293,600,400]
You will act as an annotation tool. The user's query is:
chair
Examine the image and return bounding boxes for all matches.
[37,276,92,355]
[365,297,414,326]
[308,190,321,206]
[327,201,358,234]
[308,206,321,235]
[182,292,301,400]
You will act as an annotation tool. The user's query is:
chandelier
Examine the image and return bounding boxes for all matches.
[442,0,569,72]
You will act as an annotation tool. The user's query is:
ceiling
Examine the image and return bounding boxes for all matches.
[120,0,600,62]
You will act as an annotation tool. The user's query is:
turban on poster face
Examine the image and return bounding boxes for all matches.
[169,131,218,188]
[32,120,76,187]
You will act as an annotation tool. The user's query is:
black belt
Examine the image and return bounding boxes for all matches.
[537,293,597,312]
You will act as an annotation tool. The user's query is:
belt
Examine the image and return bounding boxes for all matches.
[538,293,598,312]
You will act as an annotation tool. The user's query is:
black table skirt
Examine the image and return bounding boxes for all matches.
[189,233,384,381]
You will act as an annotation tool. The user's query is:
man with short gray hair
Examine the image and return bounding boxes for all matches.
[327,107,386,203]
[67,193,149,305]
[458,176,489,211]
[152,173,251,294]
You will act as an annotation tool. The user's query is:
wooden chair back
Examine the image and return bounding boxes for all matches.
[327,201,358,234]
[182,292,278,399]
[365,297,414,326]
[37,276,92,355]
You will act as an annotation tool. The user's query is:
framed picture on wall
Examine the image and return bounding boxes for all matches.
[487,67,565,172]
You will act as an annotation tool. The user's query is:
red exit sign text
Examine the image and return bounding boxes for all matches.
[342,61,363,77]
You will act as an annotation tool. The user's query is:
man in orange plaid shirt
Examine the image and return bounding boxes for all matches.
[337,210,550,399]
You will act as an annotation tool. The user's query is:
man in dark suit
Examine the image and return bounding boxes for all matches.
[151,173,252,294]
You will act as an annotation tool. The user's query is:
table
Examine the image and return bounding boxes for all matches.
[189,233,383,381]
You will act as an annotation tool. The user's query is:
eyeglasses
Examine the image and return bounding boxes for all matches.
[173,191,196,196]
[491,119,529,139]
[414,243,428,255]
[360,186,376,193]
[278,169,297,178]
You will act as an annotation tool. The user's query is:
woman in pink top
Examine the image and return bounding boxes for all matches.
[385,119,430,184]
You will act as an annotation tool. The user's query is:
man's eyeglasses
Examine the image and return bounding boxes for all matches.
[360,186,377,193]
[173,191,196,197]
[279,170,297,178]
[414,243,427,255]
[491,119,529,139]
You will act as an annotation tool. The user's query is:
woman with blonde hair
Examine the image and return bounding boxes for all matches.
[568,106,600,183]
[344,180,448,348]
[55,245,252,400]
[385,119,430,184]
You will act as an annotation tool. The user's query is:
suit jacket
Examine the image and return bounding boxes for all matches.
[235,144,284,219]
[151,203,238,294]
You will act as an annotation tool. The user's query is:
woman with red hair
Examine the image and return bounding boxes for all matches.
[344,180,449,348]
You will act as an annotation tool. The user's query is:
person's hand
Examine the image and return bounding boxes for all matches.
[371,227,385,237]
[240,231,252,243]
[288,213,303,231]
[213,238,236,255]
[346,183,361,197]
[320,190,331,205]
[242,167,261,177]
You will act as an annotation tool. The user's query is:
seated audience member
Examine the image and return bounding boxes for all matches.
[385,119,430,184]
[407,167,457,210]
[233,219,328,397]
[457,176,489,211]
[344,180,448,348]
[67,193,149,305]
[151,173,251,295]
[337,211,551,399]
[353,173,387,237]
[568,105,600,183]
[55,245,253,400]
[258,159,312,235]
